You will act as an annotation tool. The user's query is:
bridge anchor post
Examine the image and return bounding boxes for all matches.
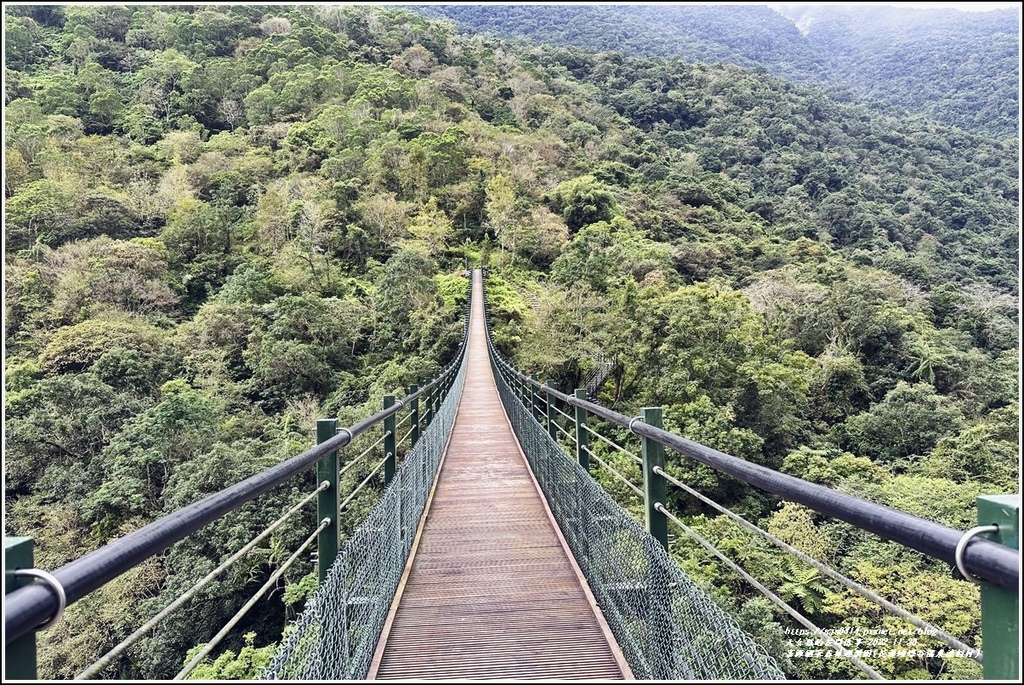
[317,419,339,583]
[977,494,1019,680]
[4,537,37,679]
[574,388,589,470]
[546,379,558,442]
[384,395,397,486]
[641,407,668,551]
[408,385,419,447]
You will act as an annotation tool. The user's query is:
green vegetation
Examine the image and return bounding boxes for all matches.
[412,3,1020,138]
[3,3,1017,681]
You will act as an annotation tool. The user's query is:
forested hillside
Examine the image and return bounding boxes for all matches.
[3,4,1019,681]
[410,3,1021,138]
[773,4,1020,137]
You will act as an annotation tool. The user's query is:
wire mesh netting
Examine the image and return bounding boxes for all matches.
[492,366,785,680]
[261,357,467,680]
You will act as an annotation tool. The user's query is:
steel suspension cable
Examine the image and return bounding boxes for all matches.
[552,420,575,442]
[655,503,884,680]
[338,433,389,480]
[550,403,575,423]
[339,454,389,511]
[398,425,416,446]
[345,432,390,467]
[653,466,981,660]
[74,482,329,680]
[582,424,643,465]
[174,518,330,680]
[581,445,644,498]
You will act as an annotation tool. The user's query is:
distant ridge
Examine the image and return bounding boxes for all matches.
[410,3,1020,137]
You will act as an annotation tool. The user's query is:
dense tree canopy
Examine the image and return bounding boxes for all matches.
[414,3,1020,138]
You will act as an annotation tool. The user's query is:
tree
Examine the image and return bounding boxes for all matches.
[4,180,76,249]
[84,380,221,533]
[160,198,238,304]
[405,197,453,258]
[4,148,33,195]
[37,317,176,376]
[238,292,367,408]
[86,88,123,131]
[371,248,445,357]
[842,381,966,464]
[921,405,1018,490]
[184,632,276,680]
[5,373,144,499]
[485,173,531,259]
[137,49,199,123]
[353,192,414,255]
[545,174,616,233]
[44,236,179,322]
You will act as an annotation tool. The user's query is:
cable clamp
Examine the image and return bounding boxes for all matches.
[14,569,67,630]
[628,416,644,434]
[955,525,999,583]
[336,427,353,443]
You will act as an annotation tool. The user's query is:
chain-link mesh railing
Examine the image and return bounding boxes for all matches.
[492,365,784,680]
[261,354,467,680]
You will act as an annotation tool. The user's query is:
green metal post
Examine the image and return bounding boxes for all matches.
[316,419,339,584]
[575,388,589,470]
[431,380,440,423]
[546,379,558,442]
[423,381,432,429]
[977,494,1019,680]
[408,385,420,447]
[641,407,668,551]
[383,395,396,486]
[536,378,544,421]
[5,537,37,680]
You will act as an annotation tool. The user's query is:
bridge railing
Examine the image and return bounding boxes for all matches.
[482,275,785,680]
[481,271,1019,681]
[4,275,472,681]
[262,297,471,680]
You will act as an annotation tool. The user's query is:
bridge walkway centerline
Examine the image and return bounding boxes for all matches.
[368,270,630,680]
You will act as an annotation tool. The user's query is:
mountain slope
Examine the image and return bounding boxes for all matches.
[773,4,1021,137]
[409,3,1020,137]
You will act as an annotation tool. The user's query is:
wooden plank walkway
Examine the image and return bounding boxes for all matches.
[369,270,630,680]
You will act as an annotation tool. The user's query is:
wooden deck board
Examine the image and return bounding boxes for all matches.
[369,271,629,681]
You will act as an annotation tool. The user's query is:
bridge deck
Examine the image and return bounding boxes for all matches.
[369,271,628,680]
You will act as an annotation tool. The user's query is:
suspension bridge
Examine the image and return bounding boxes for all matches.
[4,270,1020,681]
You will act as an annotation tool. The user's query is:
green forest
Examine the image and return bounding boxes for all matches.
[3,4,1019,681]
[413,3,1021,139]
